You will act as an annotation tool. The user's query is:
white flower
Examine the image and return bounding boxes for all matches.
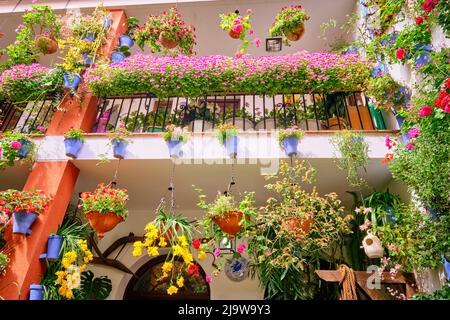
[66,272,81,289]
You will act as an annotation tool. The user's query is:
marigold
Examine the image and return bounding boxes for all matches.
[167,285,178,295]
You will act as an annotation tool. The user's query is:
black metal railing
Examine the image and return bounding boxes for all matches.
[92,92,387,133]
[0,99,57,134]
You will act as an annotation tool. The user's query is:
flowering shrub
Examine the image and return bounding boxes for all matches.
[277,126,304,147]
[85,52,372,98]
[0,131,36,169]
[161,125,190,142]
[135,7,196,55]
[80,183,129,218]
[0,189,51,216]
[215,123,238,145]
[269,5,310,44]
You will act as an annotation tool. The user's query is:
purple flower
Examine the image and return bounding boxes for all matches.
[407,128,420,138]
[213,248,220,257]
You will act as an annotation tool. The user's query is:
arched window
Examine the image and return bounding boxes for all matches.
[123,255,210,300]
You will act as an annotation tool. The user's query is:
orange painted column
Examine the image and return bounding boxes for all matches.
[0,10,128,300]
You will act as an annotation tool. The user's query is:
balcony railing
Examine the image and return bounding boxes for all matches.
[92,92,387,133]
[0,100,57,134]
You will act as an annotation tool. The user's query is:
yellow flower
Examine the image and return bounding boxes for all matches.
[197,250,206,260]
[182,251,193,265]
[158,237,167,247]
[55,271,66,284]
[66,272,81,290]
[178,235,188,247]
[172,245,184,256]
[132,247,143,257]
[65,288,73,300]
[79,264,86,272]
[147,246,159,256]
[162,262,173,274]
[177,276,184,288]
[144,223,156,231]
[167,285,178,295]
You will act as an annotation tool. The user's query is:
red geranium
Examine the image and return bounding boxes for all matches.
[187,263,199,276]
[419,105,433,117]
[416,16,424,25]
[192,238,201,250]
[423,0,438,13]
[396,48,406,60]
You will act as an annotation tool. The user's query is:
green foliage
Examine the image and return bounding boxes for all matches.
[411,283,450,300]
[366,74,407,111]
[331,130,369,188]
[80,183,129,219]
[78,270,112,300]
[0,252,9,275]
[215,123,238,145]
[161,125,190,142]
[0,131,36,169]
[64,128,85,142]
[153,203,194,242]
[436,1,450,37]
[269,5,310,45]
[1,26,38,66]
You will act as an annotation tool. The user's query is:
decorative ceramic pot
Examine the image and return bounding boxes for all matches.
[83,53,93,66]
[63,72,82,91]
[83,33,96,43]
[228,29,241,39]
[12,211,38,235]
[112,139,128,159]
[223,136,239,158]
[119,35,134,48]
[166,140,183,158]
[285,24,305,41]
[18,139,32,159]
[85,211,124,239]
[111,51,126,64]
[159,33,178,49]
[281,136,299,156]
[46,234,63,260]
[29,284,44,300]
[362,233,384,258]
[64,138,83,158]
[213,211,248,238]
[35,35,58,54]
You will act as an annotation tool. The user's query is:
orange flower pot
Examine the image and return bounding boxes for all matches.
[282,216,313,234]
[213,211,249,238]
[158,221,180,242]
[159,33,178,49]
[85,211,124,239]
[35,35,58,54]
[285,24,305,42]
[322,117,348,130]
[228,29,241,39]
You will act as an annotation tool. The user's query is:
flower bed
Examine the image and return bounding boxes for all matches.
[85,52,372,98]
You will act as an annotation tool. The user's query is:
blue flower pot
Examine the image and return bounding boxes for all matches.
[381,32,398,47]
[102,17,113,29]
[111,51,126,64]
[371,63,388,77]
[224,136,239,157]
[13,211,38,235]
[442,254,450,281]
[345,46,359,54]
[112,139,128,159]
[281,136,299,156]
[46,235,63,260]
[414,43,432,67]
[385,206,397,224]
[394,114,410,144]
[83,33,96,43]
[64,138,83,158]
[29,284,44,300]
[119,35,134,49]
[63,73,82,91]
[18,138,32,159]
[166,140,183,158]
[83,53,93,66]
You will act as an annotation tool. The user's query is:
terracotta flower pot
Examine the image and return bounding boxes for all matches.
[285,24,305,42]
[228,29,241,39]
[35,35,58,54]
[85,211,124,239]
[159,33,178,49]
[282,216,313,234]
[323,117,347,130]
[158,221,180,242]
[213,211,249,238]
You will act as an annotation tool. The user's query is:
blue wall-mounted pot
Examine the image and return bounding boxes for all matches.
[166,140,183,158]
[111,51,126,64]
[112,139,128,159]
[281,136,299,156]
[46,235,63,260]
[119,35,134,49]
[13,211,38,235]
[18,139,32,159]
[29,284,44,300]
[63,73,82,91]
[64,138,83,158]
[224,136,239,158]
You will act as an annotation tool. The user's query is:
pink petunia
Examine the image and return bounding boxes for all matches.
[406,143,414,150]
[419,105,433,117]
[253,37,261,48]
[213,248,220,257]
[237,244,247,254]
[10,141,22,149]
[407,128,420,138]
[205,275,212,283]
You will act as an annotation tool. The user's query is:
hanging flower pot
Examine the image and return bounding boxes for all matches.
[18,138,32,159]
[85,211,124,240]
[46,234,63,260]
[285,24,305,42]
[278,127,304,156]
[35,35,58,54]
[158,221,180,242]
[159,32,178,49]
[64,138,83,158]
[281,136,299,156]
[112,139,128,159]
[29,284,44,300]
[12,211,38,235]
[213,211,248,238]
[362,233,384,258]
[119,35,134,49]
[228,29,241,39]
[269,6,309,43]
[281,216,313,234]
[63,72,82,91]
[162,125,189,158]
[111,51,126,64]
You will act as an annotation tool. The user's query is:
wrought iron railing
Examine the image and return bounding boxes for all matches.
[0,100,57,134]
[92,92,387,133]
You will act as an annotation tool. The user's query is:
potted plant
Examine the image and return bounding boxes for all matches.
[366,73,409,112]
[80,183,129,239]
[0,251,9,276]
[45,233,64,260]
[269,5,310,44]
[0,189,51,235]
[101,128,133,160]
[119,17,139,50]
[22,4,62,55]
[64,128,85,158]
[216,123,239,158]
[162,125,190,158]
[29,284,45,300]
[278,126,305,156]
[219,9,255,54]
[135,7,196,55]
[0,131,36,170]
[195,189,255,240]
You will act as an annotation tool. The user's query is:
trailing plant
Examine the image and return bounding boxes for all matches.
[64,128,85,142]
[247,160,353,300]
[215,123,238,145]
[134,7,196,55]
[1,25,38,66]
[277,126,304,147]
[366,73,409,111]
[97,128,133,164]
[330,130,369,189]
[269,5,310,45]
[219,9,257,55]
[162,125,190,142]
[80,183,129,219]
[0,131,37,169]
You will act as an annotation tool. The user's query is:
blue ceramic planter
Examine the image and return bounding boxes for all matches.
[83,33,96,43]
[371,63,388,77]
[413,43,432,66]
[111,51,126,64]
[112,139,128,159]
[13,211,38,235]
[83,53,93,66]
[344,46,359,54]
[166,140,183,158]
[18,139,32,159]
[63,73,82,91]
[102,18,113,29]
[64,138,83,158]
[119,35,134,48]
[29,284,44,300]
[381,32,398,47]
[224,136,239,157]
[46,235,63,260]
[442,255,450,281]
[281,136,299,156]
[385,206,397,224]
[394,115,410,144]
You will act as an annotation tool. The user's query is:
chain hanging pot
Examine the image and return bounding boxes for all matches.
[213,211,249,239]
[35,35,58,54]
[85,211,124,240]
[362,232,384,258]
[285,24,305,42]
[159,33,178,49]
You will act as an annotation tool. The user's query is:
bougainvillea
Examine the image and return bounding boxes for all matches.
[85,52,372,98]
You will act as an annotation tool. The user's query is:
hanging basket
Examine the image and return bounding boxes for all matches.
[158,221,180,242]
[281,216,313,234]
[35,35,58,54]
[362,233,384,258]
[85,211,124,239]
[285,24,305,42]
[159,33,178,49]
[213,211,248,238]
[228,29,241,39]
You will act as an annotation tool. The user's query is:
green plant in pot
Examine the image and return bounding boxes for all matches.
[323,92,349,129]
[0,131,37,170]
[116,17,140,57]
[0,251,9,276]
[269,5,310,45]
